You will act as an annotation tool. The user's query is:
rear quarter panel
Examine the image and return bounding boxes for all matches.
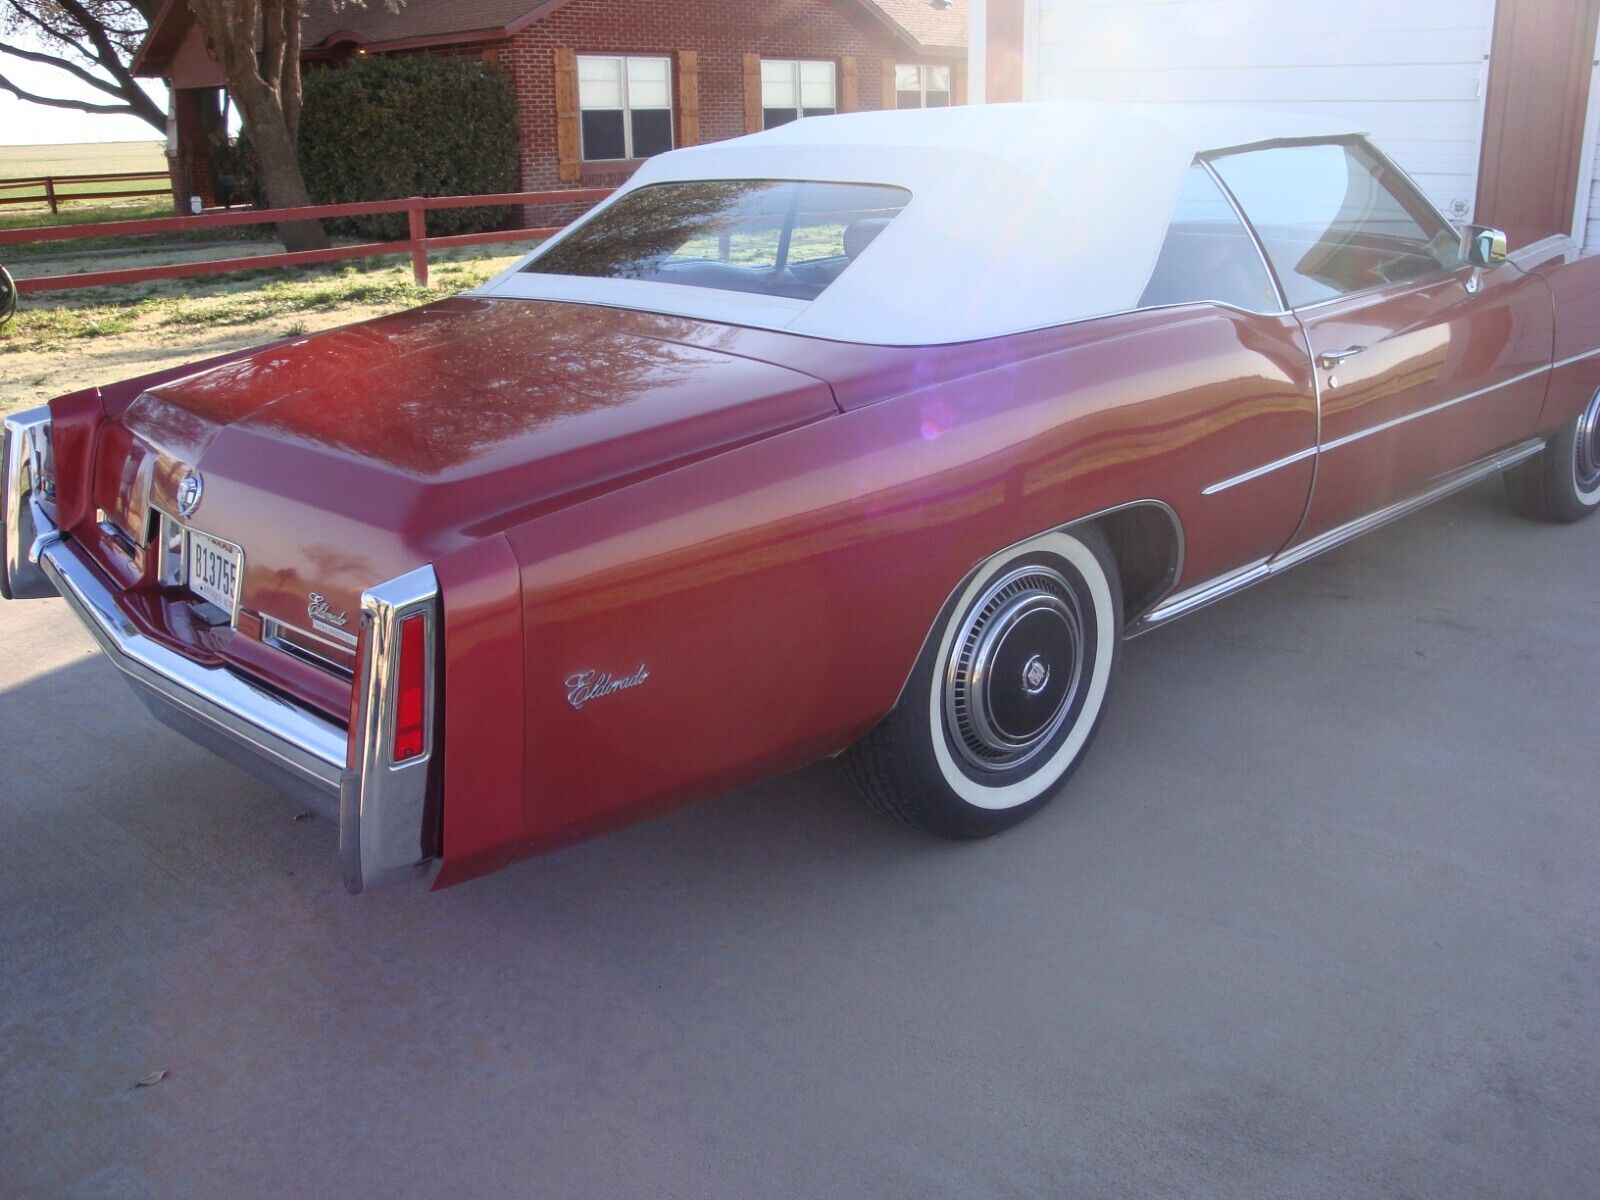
[433,305,1320,879]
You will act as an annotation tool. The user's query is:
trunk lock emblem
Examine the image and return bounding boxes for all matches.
[175,470,204,518]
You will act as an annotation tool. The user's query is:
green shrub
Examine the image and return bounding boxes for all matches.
[298,56,519,240]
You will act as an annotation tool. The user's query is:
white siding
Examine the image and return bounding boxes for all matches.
[1028,0,1494,221]
[1586,74,1600,252]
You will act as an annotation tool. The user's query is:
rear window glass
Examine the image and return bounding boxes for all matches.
[524,180,911,301]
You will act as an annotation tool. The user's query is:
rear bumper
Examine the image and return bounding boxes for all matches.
[4,407,440,893]
[40,532,350,806]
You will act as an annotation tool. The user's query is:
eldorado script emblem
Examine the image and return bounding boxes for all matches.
[308,592,349,629]
[566,665,650,710]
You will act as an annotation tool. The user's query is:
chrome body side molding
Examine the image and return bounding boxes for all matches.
[1271,439,1544,571]
[1132,438,1546,637]
[1202,359,1560,496]
[1132,558,1271,628]
[1552,345,1600,372]
[1202,447,1317,496]
[1319,366,1549,453]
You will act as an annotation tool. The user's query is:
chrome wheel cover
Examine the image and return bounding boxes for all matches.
[1575,389,1600,495]
[943,565,1086,772]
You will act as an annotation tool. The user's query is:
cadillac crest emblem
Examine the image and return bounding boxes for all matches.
[175,470,204,518]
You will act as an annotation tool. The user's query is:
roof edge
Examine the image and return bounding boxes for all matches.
[130,0,183,78]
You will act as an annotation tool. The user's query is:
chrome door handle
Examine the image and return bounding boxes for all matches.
[1316,345,1367,370]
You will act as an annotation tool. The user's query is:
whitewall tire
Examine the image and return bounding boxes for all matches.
[843,526,1122,839]
[1506,389,1600,524]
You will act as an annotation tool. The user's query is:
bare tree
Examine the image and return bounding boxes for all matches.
[0,1,165,131]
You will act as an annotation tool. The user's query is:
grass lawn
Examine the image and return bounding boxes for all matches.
[3,198,216,260]
[1,197,273,257]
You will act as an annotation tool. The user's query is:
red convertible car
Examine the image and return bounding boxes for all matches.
[5,105,1597,891]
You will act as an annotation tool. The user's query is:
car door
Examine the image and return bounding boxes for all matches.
[1132,160,1319,579]
[1209,139,1553,540]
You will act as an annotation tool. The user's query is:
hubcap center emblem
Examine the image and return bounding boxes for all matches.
[1022,654,1050,695]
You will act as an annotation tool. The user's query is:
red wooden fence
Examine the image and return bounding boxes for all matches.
[0,188,614,293]
[0,171,171,214]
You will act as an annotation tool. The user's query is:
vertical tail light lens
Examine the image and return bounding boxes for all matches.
[392,613,427,761]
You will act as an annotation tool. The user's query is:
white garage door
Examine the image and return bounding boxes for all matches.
[1585,59,1600,252]
[1027,0,1495,224]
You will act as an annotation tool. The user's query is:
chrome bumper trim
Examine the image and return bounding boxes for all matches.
[9,406,441,891]
[38,533,349,802]
[2,407,58,600]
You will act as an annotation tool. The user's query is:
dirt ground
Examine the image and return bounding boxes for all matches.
[3,299,410,414]
[1,242,524,415]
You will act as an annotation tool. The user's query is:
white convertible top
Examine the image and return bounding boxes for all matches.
[479,102,1363,345]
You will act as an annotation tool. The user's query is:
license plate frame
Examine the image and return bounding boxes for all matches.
[183,527,243,620]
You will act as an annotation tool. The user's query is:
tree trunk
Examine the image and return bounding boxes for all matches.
[230,79,327,252]
[186,0,328,253]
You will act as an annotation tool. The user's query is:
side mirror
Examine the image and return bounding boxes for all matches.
[1461,224,1508,269]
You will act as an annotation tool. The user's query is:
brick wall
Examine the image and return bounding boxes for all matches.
[496,0,960,193]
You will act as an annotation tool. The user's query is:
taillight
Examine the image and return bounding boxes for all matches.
[392,613,427,761]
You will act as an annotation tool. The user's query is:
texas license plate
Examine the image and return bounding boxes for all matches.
[185,529,242,616]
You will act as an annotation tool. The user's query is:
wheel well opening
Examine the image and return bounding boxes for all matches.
[1079,505,1182,627]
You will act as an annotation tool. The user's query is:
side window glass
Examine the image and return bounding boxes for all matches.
[1139,163,1281,313]
[1208,139,1460,307]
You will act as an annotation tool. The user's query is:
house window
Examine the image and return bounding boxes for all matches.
[896,64,951,108]
[761,59,836,129]
[577,55,673,161]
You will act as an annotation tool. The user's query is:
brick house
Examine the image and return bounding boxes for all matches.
[132,0,967,209]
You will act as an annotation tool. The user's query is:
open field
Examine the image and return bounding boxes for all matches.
[0,243,531,414]
[0,140,165,179]
[0,141,168,212]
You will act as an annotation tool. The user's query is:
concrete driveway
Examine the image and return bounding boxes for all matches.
[2,480,1596,1200]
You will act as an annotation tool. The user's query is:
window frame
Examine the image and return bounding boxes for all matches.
[1200,136,1464,313]
[894,62,953,109]
[759,58,838,128]
[575,52,675,163]
[1135,158,1289,317]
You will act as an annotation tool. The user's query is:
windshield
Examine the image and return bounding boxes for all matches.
[524,179,911,301]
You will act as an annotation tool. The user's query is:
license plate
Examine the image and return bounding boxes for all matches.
[185,529,242,616]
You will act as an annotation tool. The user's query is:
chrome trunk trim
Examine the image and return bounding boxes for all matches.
[263,616,356,678]
[1132,438,1546,636]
